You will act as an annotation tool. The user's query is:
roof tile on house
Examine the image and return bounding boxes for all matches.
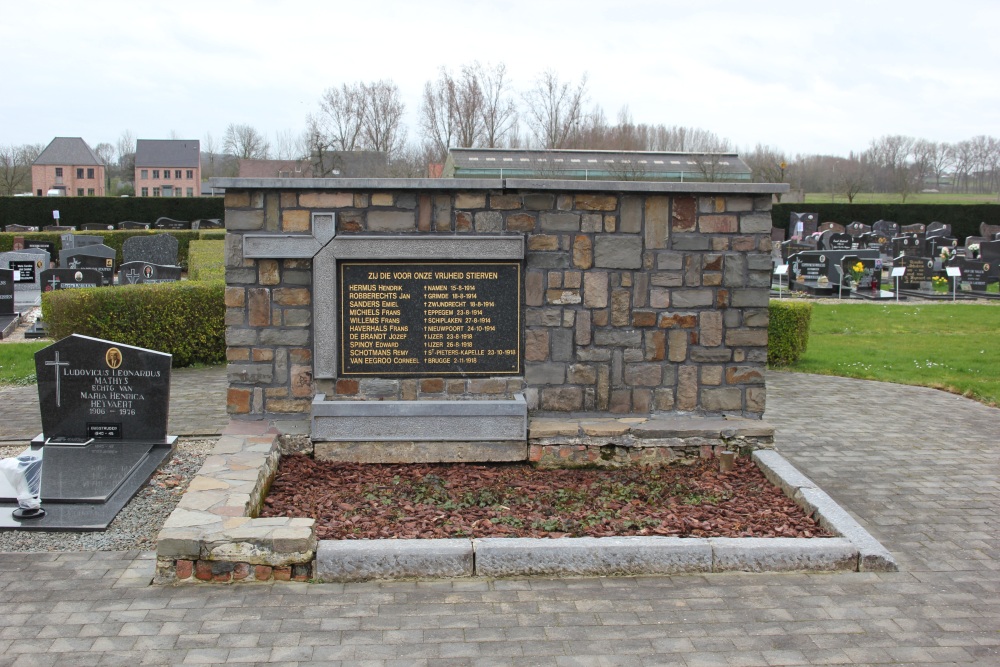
[135,139,200,168]
[33,137,103,166]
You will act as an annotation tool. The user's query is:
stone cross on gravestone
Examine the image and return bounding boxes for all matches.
[125,268,141,284]
[44,352,70,408]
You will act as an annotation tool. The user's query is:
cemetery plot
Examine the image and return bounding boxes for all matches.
[0,335,176,530]
[118,262,182,284]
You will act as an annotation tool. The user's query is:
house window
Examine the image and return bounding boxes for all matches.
[77,168,84,178]
[141,169,148,179]
[77,188,84,196]
[55,167,63,177]
[141,187,148,196]
[175,188,183,197]
[87,188,95,196]
[153,170,159,179]
[87,168,94,179]
[37,189,42,196]
[175,170,182,179]
[186,187,194,197]
[186,170,193,179]
[153,187,160,196]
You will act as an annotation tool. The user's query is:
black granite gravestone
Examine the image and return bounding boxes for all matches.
[0,335,176,530]
[846,222,871,237]
[980,223,1000,239]
[892,233,926,258]
[193,218,224,230]
[840,255,880,290]
[118,221,151,230]
[122,234,179,266]
[118,262,182,285]
[61,233,103,250]
[5,224,39,233]
[80,223,115,231]
[897,256,935,290]
[154,217,191,230]
[901,223,926,234]
[926,221,951,238]
[827,232,852,250]
[23,240,56,263]
[59,245,116,286]
[43,225,75,232]
[977,239,1000,264]
[953,258,991,292]
[872,220,899,237]
[0,268,15,314]
[41,268,104,291]
[789,212,818,239]
[0,268,16,338]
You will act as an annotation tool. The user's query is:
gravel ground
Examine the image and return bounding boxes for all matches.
[0,437,214,552]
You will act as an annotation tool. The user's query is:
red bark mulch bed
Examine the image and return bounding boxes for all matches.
[261,455,831,541]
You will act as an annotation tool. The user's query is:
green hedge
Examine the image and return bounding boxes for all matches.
[768,300,813,367]
[772,204,1000,241]
[0,230,223,268]
[0,196,223,230]
[41,281,225,367]
[188,240,225,281]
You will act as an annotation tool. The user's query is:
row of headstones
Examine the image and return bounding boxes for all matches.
[782,214,1000,261]
[785,248,998,293]
[0,234,182,315]
[4,217,223,233]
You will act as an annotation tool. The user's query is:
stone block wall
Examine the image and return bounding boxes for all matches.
[219,179,778,426]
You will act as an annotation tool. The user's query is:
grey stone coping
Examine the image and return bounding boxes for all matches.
[212,178,504,190]
[211,176,788,195]
[529,415,774,441]
[311,394,527,442]
[504,179,789,195]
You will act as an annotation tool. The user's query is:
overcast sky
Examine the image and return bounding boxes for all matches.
[3,0,998,158]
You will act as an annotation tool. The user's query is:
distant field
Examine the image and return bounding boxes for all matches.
[803,192,1000,205]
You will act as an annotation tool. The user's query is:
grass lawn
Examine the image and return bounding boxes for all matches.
[803,192,1000,205]
[0,341,50,386]
[785,302,1000,406]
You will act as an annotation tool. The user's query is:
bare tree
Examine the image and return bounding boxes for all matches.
[116,130,136,182]
[224,123,270,160]
[522,70,588,148]
[273,129,308,160]
[419,71,458,161]
[358,80,406,157]
[478,62,517,148]
[0,144,34,195]
[314,83,364,152]
[866,135,916,200]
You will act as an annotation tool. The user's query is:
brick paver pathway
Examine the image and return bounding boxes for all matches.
[0,370,997,665]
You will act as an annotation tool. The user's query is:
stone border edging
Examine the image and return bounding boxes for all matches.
[752,450,898,572]
[155,429,895,583]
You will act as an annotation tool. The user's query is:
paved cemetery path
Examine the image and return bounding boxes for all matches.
[0,371,998,665]
[0,364,228,442]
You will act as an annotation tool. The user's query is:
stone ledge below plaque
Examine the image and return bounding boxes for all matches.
[314,440,527,463]
[310,393,528,444]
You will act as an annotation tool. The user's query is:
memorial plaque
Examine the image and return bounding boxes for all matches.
[9,260,37,284]
[60,244,116,286]
[827,232,852,250]
[339,261,521,376]
[154,217,191,230]
[41,268,103,291]
[35,334,172,443]
[118,221,151,230]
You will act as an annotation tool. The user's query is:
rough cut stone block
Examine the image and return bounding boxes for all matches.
[710,537,858,572]
[594,235,642,269]
[752,450,818,499]
[314,440,526,463]
[367,211,415,232]
[316,539,473,582]
[740,213,772,233]
[541,212,580,231]
[227,210,265,231]
[473,537,713,577]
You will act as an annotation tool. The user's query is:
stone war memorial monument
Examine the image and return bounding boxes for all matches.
[0,334,176,529]
[218,174,785,464]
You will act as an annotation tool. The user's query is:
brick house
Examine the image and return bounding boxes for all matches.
[31,137,106,196]
[135,139,201,197]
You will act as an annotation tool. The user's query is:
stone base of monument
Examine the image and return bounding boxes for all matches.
[0,437,177,530]
[0,313,20,339]
[311,394,527,463]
